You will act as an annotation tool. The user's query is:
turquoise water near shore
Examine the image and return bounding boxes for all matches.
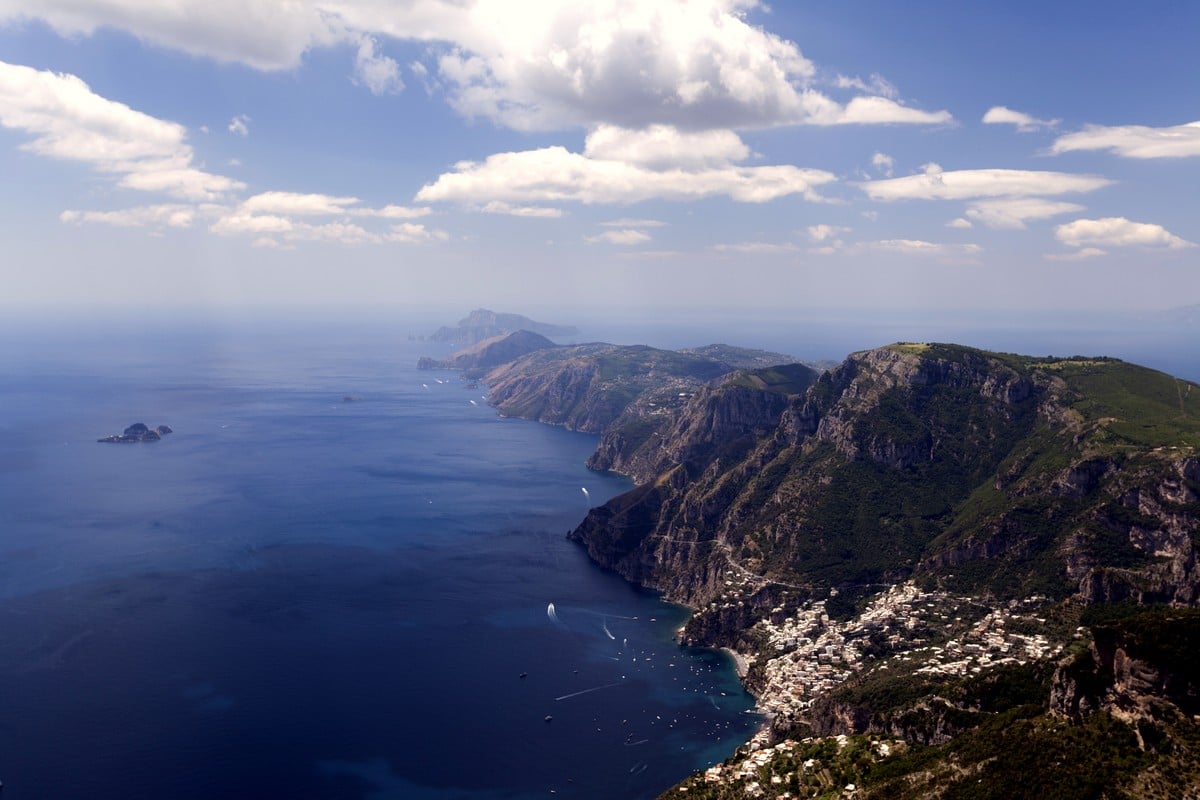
[0,318,758,799]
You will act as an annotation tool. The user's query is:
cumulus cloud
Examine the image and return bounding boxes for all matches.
[416,142,837,206]
[1051,120,1200,159]
[584,125,749,169]
[601,218,666,228]
[481,201,563,218]
[946,217,973,229]
[1,1,951,131]
[806,224,850,241]
[353,36,404,95]
[712,241,798,254]
[871,151,894,177]
[859,163,1112,201]
[241,191,357,216]
[1055,217,1195,250]
[59,204,198,228]
[0,0,346,71]
[964,198,1084,230]
[810,237,982,262]
[0,60,243,200]
[982,106,1059,132]
[387,222,450,244]
[834,73,898,99]
[586,229,652,246]
[867,239,982,261]
[825,96,952,126]
[1044,247,1107,262]
[228,114,250,136]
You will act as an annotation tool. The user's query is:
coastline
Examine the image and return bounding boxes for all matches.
[722,646,750,680]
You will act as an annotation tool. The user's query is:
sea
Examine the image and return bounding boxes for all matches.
[0,308,1194,799]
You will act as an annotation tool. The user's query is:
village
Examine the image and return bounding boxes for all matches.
[670,580,1073,797]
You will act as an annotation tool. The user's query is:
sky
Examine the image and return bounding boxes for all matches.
[1,0,1198,314]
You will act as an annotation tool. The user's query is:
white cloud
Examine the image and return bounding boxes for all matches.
[964,198,1084,230]
[228,114,250,137]
[825,96,952,126]
[481,201,563,218]
[946,217,972,229]
[238,192,431,220]
[59,204,197,228]
[806,224,849,242]
[426,0,831,131]
[355,204,432,219]
[387,222,449,244]
[211,212,294,235]
[586,229,652,246]
[584,124,749,169]
[867,239,982,260]
[353,36,404,95]
[416,144,837,206]
[834,73,898,99]
[0,60,244,200]
[1051,120,1200,159]
[0,0,346,71]
[871,151,894,177]
[982,106,1059,132]
[241,191,358,216]
[712,241,798,253]
[601,218,666,228]
[1044,247,1107,262]
[812,238,981,261]
[1,1,951,131]
[1055,217,1195,250]
[859,164,1112,201]
[294,220,380,245]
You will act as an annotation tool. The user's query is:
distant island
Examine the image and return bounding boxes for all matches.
[426,308,579,346]
[429,328,1200,798]
[98,422,173,443]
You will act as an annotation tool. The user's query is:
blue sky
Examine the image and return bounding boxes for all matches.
[1,0,1198,313]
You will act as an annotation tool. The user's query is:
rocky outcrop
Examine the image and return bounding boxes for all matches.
[588,368,815,483]
[98,422,172,443]
[1051,610,1200,724]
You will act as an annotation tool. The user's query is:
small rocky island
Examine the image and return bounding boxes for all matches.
[97,422,173,443]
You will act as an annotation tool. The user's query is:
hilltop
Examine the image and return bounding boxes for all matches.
[427,308,579,345]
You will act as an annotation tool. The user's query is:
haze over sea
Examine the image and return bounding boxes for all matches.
[0,309,1195,799]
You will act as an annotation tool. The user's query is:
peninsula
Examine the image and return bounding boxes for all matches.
[437,329,1200,798]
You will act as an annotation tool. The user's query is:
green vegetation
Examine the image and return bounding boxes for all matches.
[727,363,819,395]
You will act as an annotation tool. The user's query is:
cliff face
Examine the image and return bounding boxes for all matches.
[572,344,1200,610]
[1051,609,1200,725]
[482,342,801,437]
[418,330,555,377]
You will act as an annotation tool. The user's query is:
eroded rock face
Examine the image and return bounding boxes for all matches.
[1051,611,1200,723]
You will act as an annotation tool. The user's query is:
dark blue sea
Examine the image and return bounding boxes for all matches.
[0,315,758,800]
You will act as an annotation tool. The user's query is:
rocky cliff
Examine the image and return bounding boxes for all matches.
[418,329,555,377]
[572,344,1200,613]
